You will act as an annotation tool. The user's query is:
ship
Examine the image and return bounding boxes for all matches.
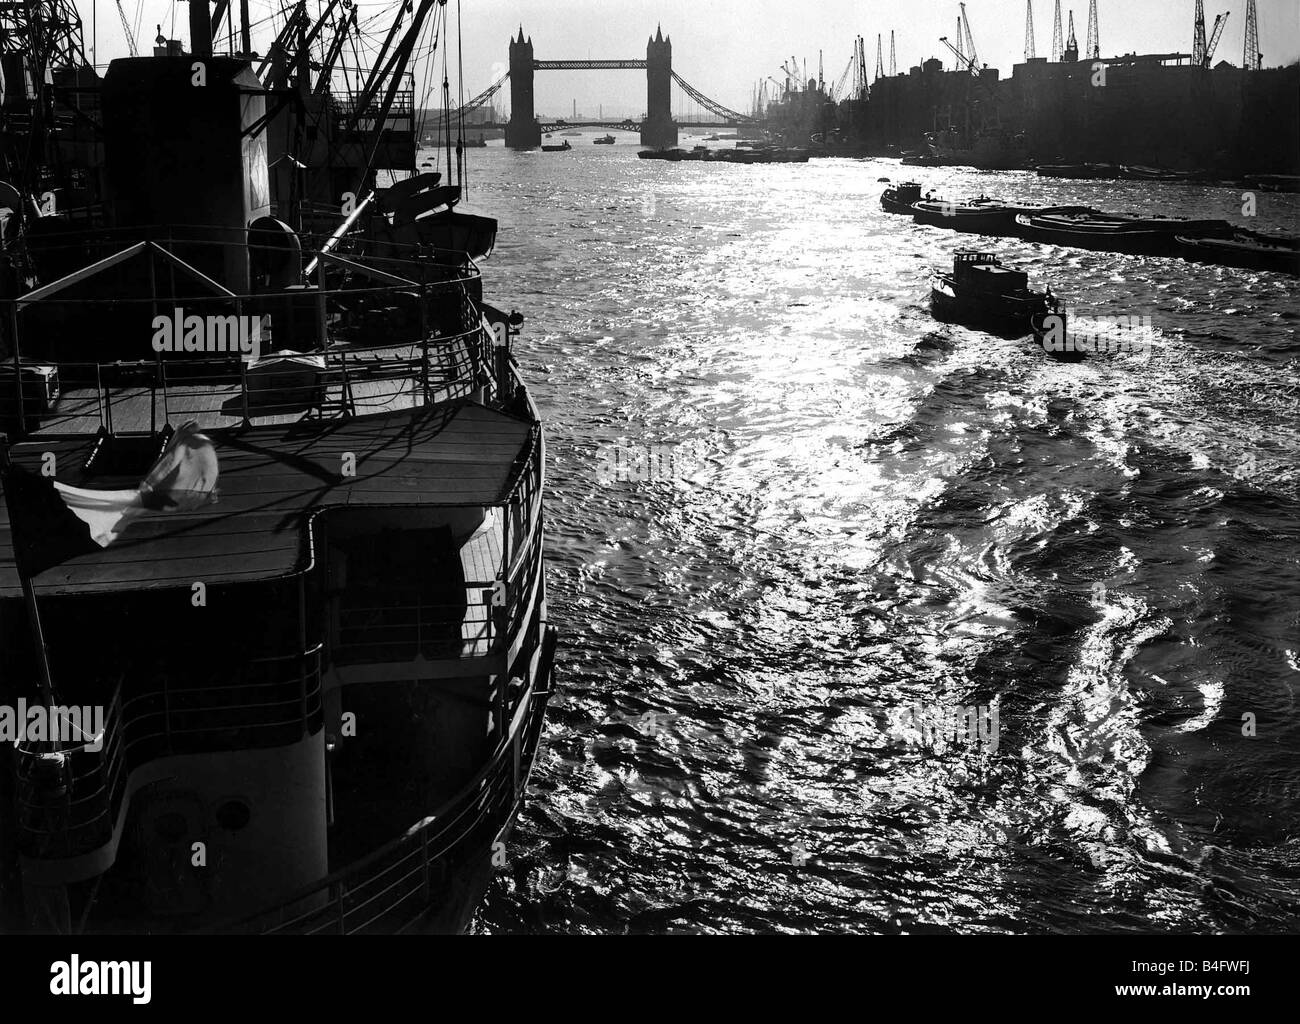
[921,127,1031,171]
[0,0,555,935]
[880,181,923,215]
[1013,210,1233,256]
[930,250,1062,346]
[1177,229,1300,276]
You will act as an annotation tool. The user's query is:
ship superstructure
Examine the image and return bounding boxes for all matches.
[0,0,555,934]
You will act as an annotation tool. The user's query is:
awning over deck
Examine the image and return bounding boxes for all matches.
[0,402,534,596]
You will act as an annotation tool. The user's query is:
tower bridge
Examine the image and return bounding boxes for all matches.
[459,27,755,149]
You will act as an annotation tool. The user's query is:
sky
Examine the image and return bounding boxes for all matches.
[76,0,1300,117]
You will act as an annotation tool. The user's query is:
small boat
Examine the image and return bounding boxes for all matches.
[880,181,923,214]
[464,135,488,148]
[930,250,1054,338]
[704,134,721,142]
[541,140,572,153]
[593,134,616,145]
[1014,210,1232,256]
[1177,230,1300,276]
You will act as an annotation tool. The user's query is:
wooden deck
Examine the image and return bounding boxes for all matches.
[0,402,535,596]
[27,339,480,435]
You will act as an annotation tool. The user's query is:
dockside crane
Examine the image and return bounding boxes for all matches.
[1052,0,1063,61]
[1086,0,1099,59]
[941,6,981,77]
[960,3,980,69]
[114,0,139,57]
[890,31,897,77]
[831,53,855,102]
[1203,12,1228,66]
[1193,0,1207,66]
[939,35,978,76]
[1244,0,1261,70]
[1025,0,1036,61]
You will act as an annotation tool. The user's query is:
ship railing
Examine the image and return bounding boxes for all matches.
[3,231,504,431]
[498,424,545,648]
[13,644,324,862]
[217,647,552,935]
[333,588,497,662]
[19,220,478,269]
[1,331,490,434]
[327,423,543,666]
[331,90,415,117]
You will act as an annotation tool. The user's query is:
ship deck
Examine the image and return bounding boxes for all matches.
[25,336,480,435]
[0,401,534,597]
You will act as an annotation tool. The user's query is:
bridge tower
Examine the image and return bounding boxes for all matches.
[642,26,677,149]
[506,28,541,149]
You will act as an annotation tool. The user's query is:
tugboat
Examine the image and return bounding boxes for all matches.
[541,140,573,153]
[593,135,616,146]
[0,0,555,936]
[930,251,1055,338]
[880,181,923,214]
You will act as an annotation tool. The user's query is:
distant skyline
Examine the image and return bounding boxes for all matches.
[75,0,1300,116]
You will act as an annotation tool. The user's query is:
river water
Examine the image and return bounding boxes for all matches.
[442,138,1300,934]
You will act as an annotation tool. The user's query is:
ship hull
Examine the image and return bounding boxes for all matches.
[913,202,1016,235]
[1178,233,1300,276]
[930,276,1047,337]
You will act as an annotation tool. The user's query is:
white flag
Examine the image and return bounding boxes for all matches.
[53,421,219,547]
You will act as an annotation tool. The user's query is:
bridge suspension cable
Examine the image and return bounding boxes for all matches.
[456,70,510,116]
[670,71,754,123]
